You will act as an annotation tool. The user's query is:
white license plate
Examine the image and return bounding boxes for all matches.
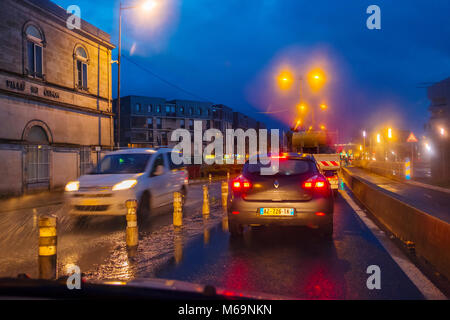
[259,208,294,216]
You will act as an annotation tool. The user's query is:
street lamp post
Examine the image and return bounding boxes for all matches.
[362,130,366,159]
[116,1,154,148]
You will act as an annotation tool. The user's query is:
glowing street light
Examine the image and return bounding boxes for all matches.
[142,0,157,11]
[388,127,393,139]
[320,104,327,110]
[298,103,306,113]
[277,70,294,90]
[320,124,326,130]
[440,127,445,136]
[307,68,326,91]
[116,0,157,147]
[362,130,366,137]
[376,133,381,143]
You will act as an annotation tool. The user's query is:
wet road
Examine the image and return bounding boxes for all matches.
[152,191,428,299]
[0,182,223,279]
[0,180,445,299]
[346,167,450,223]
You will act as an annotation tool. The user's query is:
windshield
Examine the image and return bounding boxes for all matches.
[244,159,313,176]
[91,154,151,174]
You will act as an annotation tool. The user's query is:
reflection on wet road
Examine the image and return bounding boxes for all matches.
[0,183,222,280]
[153,194,425,299]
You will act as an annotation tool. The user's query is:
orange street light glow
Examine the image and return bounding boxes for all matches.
[320,104,327,110]
[307,68,326,91]
[377,133,381,143]
[277,70,294,90]
[388,128,392,139]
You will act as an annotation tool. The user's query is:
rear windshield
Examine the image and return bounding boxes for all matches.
[244,159,313,176]
[91,154,151,174]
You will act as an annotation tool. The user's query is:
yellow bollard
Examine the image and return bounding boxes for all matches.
[203,227,210,245]
[125,200,138,251]
[221,181,228,210]
[173,192,183,228]
[222,215,229,232]
[38,215,57,280]
[173,231,183,264]
[202,185,210,217]
[208,173,212,184]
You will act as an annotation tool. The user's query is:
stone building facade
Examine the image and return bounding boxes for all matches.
[0,0,115,196]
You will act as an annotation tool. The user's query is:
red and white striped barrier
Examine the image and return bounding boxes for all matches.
[319,161,339,167]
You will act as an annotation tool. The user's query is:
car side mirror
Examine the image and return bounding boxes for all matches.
[152,164,165,177]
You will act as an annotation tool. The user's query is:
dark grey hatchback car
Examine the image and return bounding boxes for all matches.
[227,154,334,239]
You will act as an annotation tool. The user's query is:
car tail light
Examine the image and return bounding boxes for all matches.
[302,175,328,191]
[231,176,252,193]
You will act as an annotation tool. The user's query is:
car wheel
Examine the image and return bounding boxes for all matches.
[137,192,151,223]
[228,221,243,237]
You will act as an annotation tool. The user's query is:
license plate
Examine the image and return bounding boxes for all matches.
[259,208,294,216]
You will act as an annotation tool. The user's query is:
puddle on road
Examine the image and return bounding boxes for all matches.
[84,205,225,281]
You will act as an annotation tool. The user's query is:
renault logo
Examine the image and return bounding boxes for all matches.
[274,180,279,189]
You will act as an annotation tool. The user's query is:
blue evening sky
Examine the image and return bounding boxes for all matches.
[54,0,450,141]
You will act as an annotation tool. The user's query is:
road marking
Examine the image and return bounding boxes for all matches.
[339,189,446,300]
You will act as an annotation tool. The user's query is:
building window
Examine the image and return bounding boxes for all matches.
[147,105,152,112]
[135,103,143,112]
[25,125,49,188]
[131,116,146,128]
[179,106,184,114]
[156,105,161,113]
[74,46,88,90]
[189,119,194,130]
[131,131,147,141]
[80,147,91,175]
[147,118,153,128]
[25,25,44,79]
[157,118,162,129]
[189,107,193,115]
[180,119,185,128]
[161,132,168,146]
[198,108,202,116]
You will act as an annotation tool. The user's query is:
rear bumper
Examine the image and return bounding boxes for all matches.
[228,197,333,227]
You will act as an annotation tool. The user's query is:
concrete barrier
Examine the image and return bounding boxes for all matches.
[342,168,450,281]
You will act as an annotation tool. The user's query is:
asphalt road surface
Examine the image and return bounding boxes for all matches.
[0,180,447,299]
[152,189,444,299]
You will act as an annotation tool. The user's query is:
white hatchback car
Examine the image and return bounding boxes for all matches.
[65,148,188,219]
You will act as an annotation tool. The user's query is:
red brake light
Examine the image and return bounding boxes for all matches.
[302,175,328,190]
[232,176,252,192]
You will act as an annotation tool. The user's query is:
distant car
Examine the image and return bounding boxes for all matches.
[227,153,334,239]
[65,148,188,220]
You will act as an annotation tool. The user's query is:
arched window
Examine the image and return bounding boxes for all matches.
[25,125,50,188]
[74,46,88,90]
[25,24,44,79]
